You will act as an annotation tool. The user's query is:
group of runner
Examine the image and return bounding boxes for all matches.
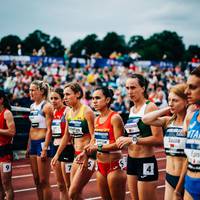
[0,66,200,200]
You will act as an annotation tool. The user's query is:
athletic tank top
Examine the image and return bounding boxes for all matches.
[164,121,186,157]
[52,107,67,139]
[29,100,47,128]
[125,101,152,138]
[0,109,12,146]
[94,111,116,145]
[67,105,90,138]
[185,110,200,172]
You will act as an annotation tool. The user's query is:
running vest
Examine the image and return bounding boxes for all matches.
[94,111,116,145]
[125,101,152,138]
[52,107,67,139]
[29,101,47,128]
[67,105,90,138]
[185,110,200,172]
[164,122,186,157]
[0,109,12,146]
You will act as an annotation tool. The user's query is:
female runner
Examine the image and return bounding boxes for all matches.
[51,82,95,200]
[83,86,127,200]
[174,66,200,200]
[27,80,54,200]
[116,73,163,200]
[142,84,188,200]
[0,90,15,200]
[50,88,74,200]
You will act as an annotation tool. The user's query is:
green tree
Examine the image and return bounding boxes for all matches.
[49,37,65,57]
[23,30,51,55]
[70,34,100,57]
[143,30,185,61]
[184,45,200,61]
[0,35,21,55]
[100,32,127,57]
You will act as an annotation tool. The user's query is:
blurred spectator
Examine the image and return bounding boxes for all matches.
[38,46,46,56]
[17,44,22,56]
[32,48,38,56]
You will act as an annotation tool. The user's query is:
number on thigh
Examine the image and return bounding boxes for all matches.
[143,163,154,176]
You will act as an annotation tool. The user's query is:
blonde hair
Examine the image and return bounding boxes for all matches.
[165,83,187,128]
[31,80,50,100]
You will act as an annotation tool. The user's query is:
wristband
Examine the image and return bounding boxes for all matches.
[97,144,103,152]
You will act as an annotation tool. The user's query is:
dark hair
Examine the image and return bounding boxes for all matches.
[64,82,83,99]
[54,88,64,99]
[94,86,114,107]
[129,73,148,99]
[191,65,200,78]
[0,90,11,110]
[31,80,50,99]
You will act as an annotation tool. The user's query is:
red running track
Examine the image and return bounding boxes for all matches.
[12,148,166,200]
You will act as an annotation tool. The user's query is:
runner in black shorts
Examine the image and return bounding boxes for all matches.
[50,88,74,200]
[116,74,163,200]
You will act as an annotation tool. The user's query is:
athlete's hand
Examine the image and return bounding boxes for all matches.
[85,144,97,154]
[172,191,182,200]
[75,151,88,164]
[51,154,59,168]
[116,136,132,149]
[25,147,30,158]
[41,149,47,161]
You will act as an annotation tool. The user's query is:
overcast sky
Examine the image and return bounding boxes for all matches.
[0,0,199,48]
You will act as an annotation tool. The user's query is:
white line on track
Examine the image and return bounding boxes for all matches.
[14,184,165,194]
[12,167,166,179]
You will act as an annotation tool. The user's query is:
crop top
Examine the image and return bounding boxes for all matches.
[125,101,152,138]
[185,110,200,172]
[0,108,12,146]
[52,107,67,139]
[164,121,186,157]
[29,100,47,129]
[67,105,90,138]
[94,111,117,145]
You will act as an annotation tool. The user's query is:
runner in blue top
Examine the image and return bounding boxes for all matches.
[174,66,200,200]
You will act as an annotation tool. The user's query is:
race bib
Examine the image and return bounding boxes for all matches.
[95,131,109,145]
[65,163,73,173]
[52,120,62,135]
[143,163,154,176]
[88,159,95,171]
[3,163,11,173]
[119,157,127,170]
[41,142,50,150]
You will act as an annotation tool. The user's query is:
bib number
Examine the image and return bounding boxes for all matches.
[3,163,11,173]
[41,142,50,150]
[88,159,95,171]
[143,163,154,176]
[65,163,73,173]
[119,157,127,170]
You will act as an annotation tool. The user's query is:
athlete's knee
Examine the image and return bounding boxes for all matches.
[40,178,49,188]
[33,176,40,187]
[1,179,12,191]
[57,183,66,192]
[69,188,80,200]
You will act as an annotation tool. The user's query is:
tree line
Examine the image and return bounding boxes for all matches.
[0,29,199,61]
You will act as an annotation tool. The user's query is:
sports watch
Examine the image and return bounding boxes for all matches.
[132,136,138,144]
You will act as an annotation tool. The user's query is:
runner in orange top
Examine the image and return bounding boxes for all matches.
[80,86,126,200]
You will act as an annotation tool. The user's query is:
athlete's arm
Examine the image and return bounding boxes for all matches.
[84,107,95,140]
[137,103,163,146]
[142,105,170,127]
[0,110,15,137]
[42,103,54,151]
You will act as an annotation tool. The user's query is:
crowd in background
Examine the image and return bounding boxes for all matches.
[0,58,191,113]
